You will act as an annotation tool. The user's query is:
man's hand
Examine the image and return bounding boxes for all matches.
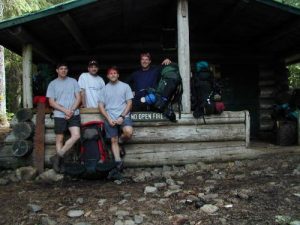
[65,115,71,120]
[161,58,172,65]
[108,118,116,127]
[64,109,74,118]
[116,117,124,125]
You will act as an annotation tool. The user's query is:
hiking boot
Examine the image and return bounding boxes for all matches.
[60,162,66,174]
[50,154,62,173]
[116,161,124,172]
[119,145,126,158]
[107,168,123,181]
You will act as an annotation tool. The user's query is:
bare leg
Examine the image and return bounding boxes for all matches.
[120,126,133,142]
[51,134,65,172]
[58,126,80,157]
[111,136,121,161]
[56,134,64,155]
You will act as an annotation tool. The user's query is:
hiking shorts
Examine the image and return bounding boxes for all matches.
[54,115,81,134]
[104,117,133,139]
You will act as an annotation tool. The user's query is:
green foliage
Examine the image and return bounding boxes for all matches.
[288,63,300,88]
[2,0,50,19]
[273,0,300,8]
[2,0,68,112]
[5,49,22,112]
[2,0,69,19]
[6,112,14,121]
[273,1,300,88]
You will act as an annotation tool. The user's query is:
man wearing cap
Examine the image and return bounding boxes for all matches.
[78,60,105,108]
[99,66,133,178]
[127,53,171,111]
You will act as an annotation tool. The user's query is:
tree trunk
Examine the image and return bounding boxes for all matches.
[0,45,7,126]
[0,1,7,126]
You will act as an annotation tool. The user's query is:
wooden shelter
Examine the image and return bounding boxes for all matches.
[0,0,300,169]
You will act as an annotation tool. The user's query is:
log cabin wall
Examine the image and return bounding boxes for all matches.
[258,65,276,140]
[1,111,250,169]
[258,61,288,140]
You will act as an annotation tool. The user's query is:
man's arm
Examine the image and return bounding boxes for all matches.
[99,102,115,127]
[116,99,132,125]
[78,74,86,108]
[121,99,132,117]
[70,92,81,112]
[80,89,86,108]
[161,58,172,65]
[48,98,73,117]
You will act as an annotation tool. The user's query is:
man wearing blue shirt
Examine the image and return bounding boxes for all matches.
[128,53,171,111]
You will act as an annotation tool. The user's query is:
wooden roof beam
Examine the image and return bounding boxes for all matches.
[208,0,250,37]
[284,53,300,65]
[9,26,57,64]
[59,13,90,51]
[256,19,300,47]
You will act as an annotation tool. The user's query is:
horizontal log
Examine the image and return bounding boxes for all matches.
[258,80,275,87]
[0,142,248,167]
[259,99,275,110]
[12,121,35,140]
[260,88,275,99]
[2,142,300,168]
[129,124,245,143]
[260,111,272,121]
[259,70,274,79]
[0,157,30,169]
[125,141,244,155]
[10,111,246,128]
[12,140,33,157]
[0,146,31,169]
[16,108,33,122]
[259,122,274,131]
[5,123,245,144]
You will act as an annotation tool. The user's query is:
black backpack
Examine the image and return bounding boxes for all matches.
[192,69,215,119]
[64,121,116,178]
[145,63,183,121]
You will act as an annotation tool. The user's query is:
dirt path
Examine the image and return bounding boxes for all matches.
[0,153,299,225]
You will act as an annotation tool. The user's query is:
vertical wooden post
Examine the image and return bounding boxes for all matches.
[34,102,45,173]
[22,44,33,108]
[297,114,300,145]
[177,0,191,113]
[245,110,250,147]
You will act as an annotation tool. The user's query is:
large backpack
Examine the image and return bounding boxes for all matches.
[64,121,116,178]
[192,69,224,121]
[143,63,183,121]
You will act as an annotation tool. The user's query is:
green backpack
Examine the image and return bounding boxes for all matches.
[153,63,183,121]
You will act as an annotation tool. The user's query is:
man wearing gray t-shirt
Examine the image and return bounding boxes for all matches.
[99,66,133,176]
[46,63,81,173]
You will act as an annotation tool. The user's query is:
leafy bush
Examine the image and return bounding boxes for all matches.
[288,64,300,88]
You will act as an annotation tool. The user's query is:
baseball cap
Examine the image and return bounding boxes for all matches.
[88,60,99,67]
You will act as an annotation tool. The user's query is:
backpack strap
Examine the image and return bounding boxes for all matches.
[177,84,183,119]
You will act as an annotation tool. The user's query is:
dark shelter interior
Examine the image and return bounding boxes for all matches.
[0,0,299,139]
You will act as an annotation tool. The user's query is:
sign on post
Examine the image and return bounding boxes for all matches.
[130,112,167,122]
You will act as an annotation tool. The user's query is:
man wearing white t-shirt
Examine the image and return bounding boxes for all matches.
[78,60,105,108]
